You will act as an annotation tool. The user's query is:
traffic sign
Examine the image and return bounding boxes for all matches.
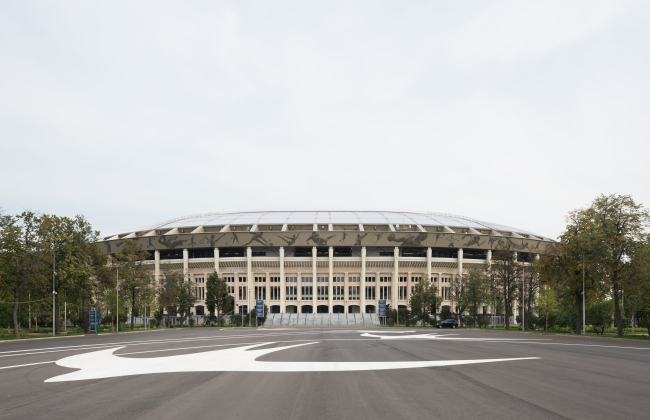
[89,309,97,334]
[378,299,387,317]
[256,300,264,317]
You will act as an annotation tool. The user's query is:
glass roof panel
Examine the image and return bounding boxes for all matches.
[315,212,330,223]
[330,212,359,224]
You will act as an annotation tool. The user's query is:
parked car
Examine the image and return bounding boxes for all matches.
[436,319,458,329]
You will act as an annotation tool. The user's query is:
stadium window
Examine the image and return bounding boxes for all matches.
[286,276,297,283]
[317,286,329,300]
[366,276,375,283]
[349,276,360,283]
[286,286,297,300]
[255,286,266,300]
[348,286,360,300]
[365,286,376,300]
[411,276,421,283]
[380,276,391,283]
[399,286,407,300]
[380,286,391,300]
[239,276,246,283]
[255,276,266,283]
[301,276,313,283]
[333,276,344,283]
[317,276,328,283]
[399,276,407,283]
[270,276,280,283]
[301,286,313,299]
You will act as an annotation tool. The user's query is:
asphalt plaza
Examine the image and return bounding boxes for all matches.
[0,327,648,420]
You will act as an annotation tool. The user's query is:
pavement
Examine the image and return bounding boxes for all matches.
[0,327,648,420]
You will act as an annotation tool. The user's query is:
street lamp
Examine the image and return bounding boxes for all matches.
[248,288,251,327]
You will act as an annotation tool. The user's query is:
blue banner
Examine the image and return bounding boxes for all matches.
[256,300,264,317]
[89,310,97,334]
[378,299,386,317]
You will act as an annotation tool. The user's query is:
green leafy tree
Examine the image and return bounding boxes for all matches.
[464,267,489,327]
[113,239,153,331]
[0,212,45,338]
[586,299,613,335]
[205,272,231,326]
[535,286,559,332]
[176,279,196,327]
[490,241,522,330]
[588,194,649,336]
[409,279,435,326]
[158,266,181,327]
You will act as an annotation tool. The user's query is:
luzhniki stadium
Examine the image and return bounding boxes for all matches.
[99,211,553,317]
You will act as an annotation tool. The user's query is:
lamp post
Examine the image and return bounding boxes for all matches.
[52,251,56,337]
[582,253,585,335]
[116,268,119,333]
[248,288,251,327]
[522,265,525,331]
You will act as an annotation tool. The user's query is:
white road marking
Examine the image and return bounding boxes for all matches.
[0,361,55,370]
[45,342,539,382]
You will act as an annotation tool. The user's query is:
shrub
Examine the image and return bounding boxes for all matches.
[188,318,195,327]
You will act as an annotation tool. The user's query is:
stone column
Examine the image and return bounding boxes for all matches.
[312,247,317,312]
[183,249,189,281]
[247,247,252,315]
[328,246,333,313]
[154,250,160,285]
[280,247,285,313]
[486,249,492,264]
[458,248,463,279]
[214,248,219,275]
[426,247,431,281]
[393,247,399,311]
[361,247,366,314]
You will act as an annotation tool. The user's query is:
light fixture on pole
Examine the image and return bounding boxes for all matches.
[248,288,251,327]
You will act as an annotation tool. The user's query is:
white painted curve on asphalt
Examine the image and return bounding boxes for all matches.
[45,342,539,382]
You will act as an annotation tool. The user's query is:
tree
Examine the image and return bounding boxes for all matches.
[464,267,489,328]
[409,279,435,326]
[449,274,470,326]
[584,194,649,336]
[0,212,45,338]
[586,299,613,335]
[205,272,230,326]
[536,286,559,332]
[490,241,521,330]
[113,239,153,331]
[158,266,182,327]
[175,280,195,327]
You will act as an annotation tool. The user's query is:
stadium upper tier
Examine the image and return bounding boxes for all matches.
[102,211,551,242]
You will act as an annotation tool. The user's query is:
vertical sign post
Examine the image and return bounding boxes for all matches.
[89,309,97,334]
[256,300,264,328]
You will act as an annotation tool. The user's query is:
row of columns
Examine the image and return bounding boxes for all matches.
[154,246,498,314]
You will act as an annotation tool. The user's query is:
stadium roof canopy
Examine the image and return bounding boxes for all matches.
[107,211,550,241]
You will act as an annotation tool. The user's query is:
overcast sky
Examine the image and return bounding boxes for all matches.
[1,1,649,239]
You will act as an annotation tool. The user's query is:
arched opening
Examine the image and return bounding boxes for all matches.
[317,305,329,313]
[286,305,298,314]
[301,305,313,313]
[398,305,408,310]
[348,305,360,313]
[365,305,376,313]
[195,305,205,316]
[333,305,345,313]
[270,305,281,314]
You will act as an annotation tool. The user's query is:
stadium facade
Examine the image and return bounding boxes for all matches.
[99,211,553,317]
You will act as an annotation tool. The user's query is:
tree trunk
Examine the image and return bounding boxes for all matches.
[613,281,623,337]
[13,287,20,339]
[545,315,548,332]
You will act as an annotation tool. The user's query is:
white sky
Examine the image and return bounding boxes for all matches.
[1,1,649,239]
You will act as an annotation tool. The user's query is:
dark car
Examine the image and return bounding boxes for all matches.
[436,319,458,329]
